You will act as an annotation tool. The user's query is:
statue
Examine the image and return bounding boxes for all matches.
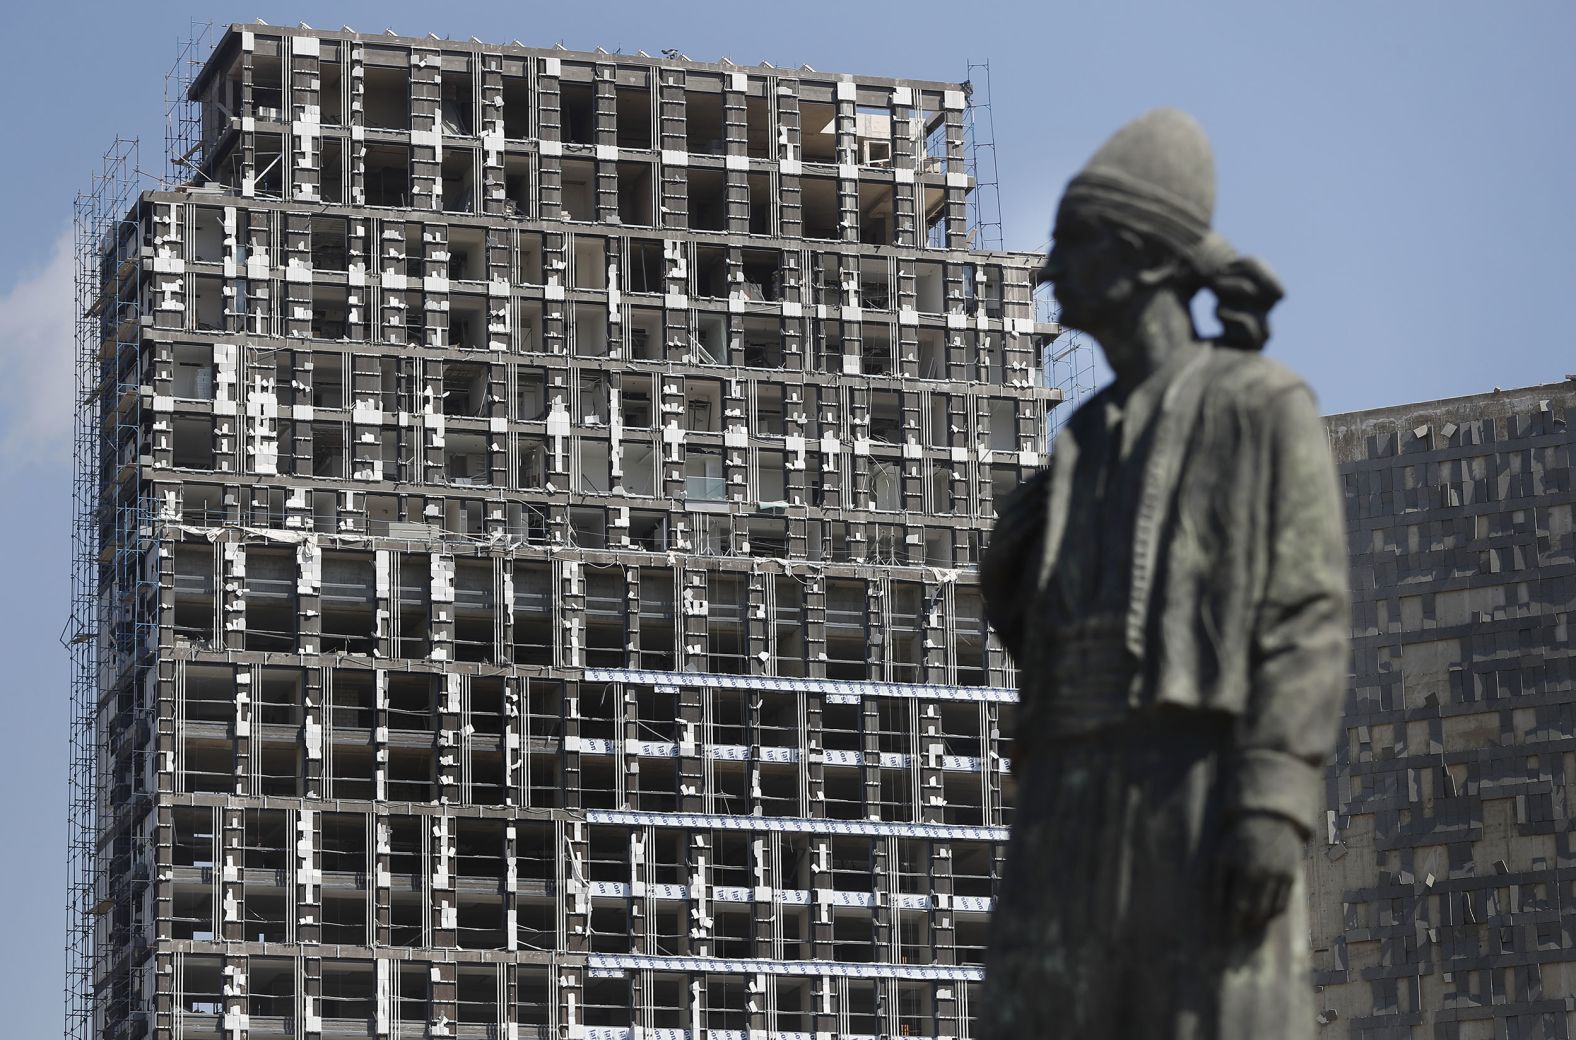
[978,109,1350,1038]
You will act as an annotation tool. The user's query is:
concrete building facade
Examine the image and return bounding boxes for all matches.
[69,23,1060,1040]
[1311,380,1576,1038]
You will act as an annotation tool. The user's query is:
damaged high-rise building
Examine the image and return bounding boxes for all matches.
[67,23,1065,1040]
[1310,379,1576,1039]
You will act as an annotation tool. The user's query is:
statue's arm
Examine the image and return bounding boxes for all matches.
[979,468,1051,664]
[1228,385,1351,839]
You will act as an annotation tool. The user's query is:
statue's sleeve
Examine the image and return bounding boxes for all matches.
[979,468,1050,663]
[1227,384,1350,838]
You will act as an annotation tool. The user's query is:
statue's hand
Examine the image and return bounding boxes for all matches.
[1214,812,1305,940]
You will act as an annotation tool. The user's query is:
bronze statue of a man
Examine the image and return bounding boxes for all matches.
[979,109,1349,1038]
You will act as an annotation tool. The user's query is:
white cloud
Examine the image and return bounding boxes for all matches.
[0,229,75,470]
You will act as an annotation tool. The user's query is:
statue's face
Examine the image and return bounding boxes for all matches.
[1043,211,1136,336]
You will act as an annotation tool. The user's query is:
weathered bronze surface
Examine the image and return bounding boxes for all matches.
[979,109,1350,1038]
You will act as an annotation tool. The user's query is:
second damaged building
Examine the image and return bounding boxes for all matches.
[72,22,1064,1040]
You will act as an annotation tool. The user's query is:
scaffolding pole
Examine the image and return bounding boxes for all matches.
[963,60,1004,253]
[164,20,213,187]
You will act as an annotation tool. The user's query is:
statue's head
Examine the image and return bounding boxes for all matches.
[1043,108,1282,351]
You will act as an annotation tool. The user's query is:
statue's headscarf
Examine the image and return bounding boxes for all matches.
[1055,108,1283,350]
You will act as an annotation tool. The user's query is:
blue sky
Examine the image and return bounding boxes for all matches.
[1,2,1572,1033]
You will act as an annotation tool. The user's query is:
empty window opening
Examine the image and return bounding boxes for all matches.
[395,554,431,659]
[617,160,655,225]
[688,168,727,231]
[574,303,609,357]
[319,57,344,124]
[615,76,653,149]
[363,144,410,207]
[321,962,375,1024]
[321,552,375,654]
[193,207,225,262]
[444,432,490,485]
[503,74,531,138]
[694,312,727,364]
[561,80,595,145]
[694,244,729,298]
[685,446,725,502]
[454,560,496,662]
[685,81,725,154]
[244,549,296,652]
[518,435,548,490]
[621,441,657,497]
[253,132,284,198]
[925,183,949,248]
[310,214,348,271]
[192,275,226,332]
[181,956,224,1015]
[516,367,547,420]
[578,439,612,495]
[740,249,782,301]
[320,137,345,203]
[513,561,553,665]
[457,967,501,1022]
[801,175,838,240]
[570,507,607,549]
[747,172,772,234]
[800,100,837,163]
[858,181,896,245]
[172,343,215,400]
[503,154,533,216]
[629,511,669,554]
[859,258,891,309]
[363,62,410,130]
[573,236,607,289]
[685,379,722,432]
[990,398,1018,452]
[311,284,349,340]
[861,324,893,376]
[746,91,772,159]
[857,103,892,166]
[918,328,945,379]
[440,68,475,135]
[448,225,484,280]
[626,238,664,293]
[620,374,652,426]
[560,158,596,220]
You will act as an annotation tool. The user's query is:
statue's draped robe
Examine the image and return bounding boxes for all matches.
[978,345,1349,1040]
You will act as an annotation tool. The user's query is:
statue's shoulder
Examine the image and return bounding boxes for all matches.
[1062,383,1118,440]
[1200,347,1312,411]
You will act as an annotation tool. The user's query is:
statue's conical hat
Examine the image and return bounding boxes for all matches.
[1057,108,1217,261]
